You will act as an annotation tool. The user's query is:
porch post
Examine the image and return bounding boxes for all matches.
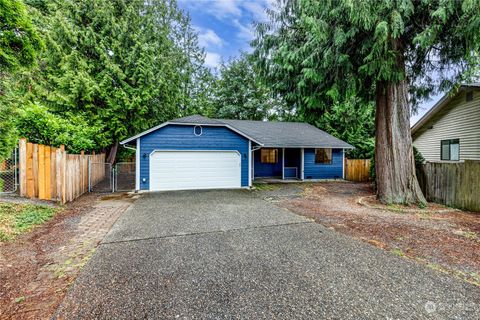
[282,148,285,179]
[342,149,345,179]
[300,148,304,180]
[248,140,252,187]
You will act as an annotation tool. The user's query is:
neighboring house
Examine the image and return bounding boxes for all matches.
[412,84,480,162]
[120,115,353,191]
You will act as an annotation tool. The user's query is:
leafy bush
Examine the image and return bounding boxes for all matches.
[16,103,108,153]
[0,99,18,161]
[413,146,425,166]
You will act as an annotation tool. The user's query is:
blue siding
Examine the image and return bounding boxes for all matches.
[253,149,283,177]
[139,124,249,190]
[304,148,343,179]
[284,167,297,178]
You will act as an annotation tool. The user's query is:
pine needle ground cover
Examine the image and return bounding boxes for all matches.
[0,202,59,241]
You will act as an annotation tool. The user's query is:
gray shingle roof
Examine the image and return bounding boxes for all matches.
[170,115,353,149]
[171,115,223,125]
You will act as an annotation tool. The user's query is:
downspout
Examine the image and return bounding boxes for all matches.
[122,145,136,152]
[121,143,139,192]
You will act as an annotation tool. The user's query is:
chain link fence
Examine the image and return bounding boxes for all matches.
[0,149,18,193]
[115,162,135,192]
[88,162,136,193]
[88,162,114,193]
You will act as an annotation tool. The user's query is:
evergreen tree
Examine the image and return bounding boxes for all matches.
[17,0,208,159]
[172,11,215,116]
[0,0,42,159]
[254,0,480,204]
[214,53,288,120]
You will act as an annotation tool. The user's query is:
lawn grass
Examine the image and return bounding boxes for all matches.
[252,183,280,191]
[0,202,59,241]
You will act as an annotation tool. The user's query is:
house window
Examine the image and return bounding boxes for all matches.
[261,149,278,163]
[315,148,332,164]
[441,139,460,161]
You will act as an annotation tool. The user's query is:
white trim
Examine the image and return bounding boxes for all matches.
[300,148,304,180]
[149,150,242,191]
[193,125,203,136]
[248,140,252,187]
[261,145,354,149]
[149,149,241,156]
[136,138,140,191]
[282,148,285,179]
[120,121,264,146]
[342,149,345,179]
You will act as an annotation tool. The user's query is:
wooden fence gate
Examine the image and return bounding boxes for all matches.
[345,159,371,182]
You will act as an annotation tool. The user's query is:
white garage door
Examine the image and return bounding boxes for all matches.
[150,151,241,191]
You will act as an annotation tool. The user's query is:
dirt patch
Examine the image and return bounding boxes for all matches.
[266,182,480,286]
[0,192,135,320]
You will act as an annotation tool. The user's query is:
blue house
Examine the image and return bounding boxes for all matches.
[120,115,353,191]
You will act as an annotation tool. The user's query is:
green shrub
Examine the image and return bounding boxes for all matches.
[16,103,107,153]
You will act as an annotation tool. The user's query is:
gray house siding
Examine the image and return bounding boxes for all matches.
[413,90,480,162]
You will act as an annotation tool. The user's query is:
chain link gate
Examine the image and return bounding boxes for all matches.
[0,149,18,194]
[114,162,135,192]
[88,162,114,193]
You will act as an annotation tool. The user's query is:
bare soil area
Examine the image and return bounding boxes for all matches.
[261,182,480,286]
[0,193,136,320]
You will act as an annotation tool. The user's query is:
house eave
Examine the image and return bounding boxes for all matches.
[411,84,480,136]
[260,145,354,149]
[120,121,264,146]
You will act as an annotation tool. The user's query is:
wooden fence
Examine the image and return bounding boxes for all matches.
[418,160,480,212]
[18,139,106,204]
[345,159,371,182]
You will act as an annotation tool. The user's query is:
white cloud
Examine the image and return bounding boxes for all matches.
[197,28,224,48]
[210,0,242,18]
[179,0,242,20]
[204,52,222,68]
[241,1,269,22]
[233,19,254,42]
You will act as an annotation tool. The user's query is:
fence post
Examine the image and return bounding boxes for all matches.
[26,142,34,198]
[38,144,46,199]
[88,158,91,192]
[19,139,27,196]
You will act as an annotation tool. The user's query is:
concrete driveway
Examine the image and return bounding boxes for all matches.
[54,190,479,319]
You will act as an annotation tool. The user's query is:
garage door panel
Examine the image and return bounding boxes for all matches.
[150,151,241,191]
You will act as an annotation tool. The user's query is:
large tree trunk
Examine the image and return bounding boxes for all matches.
[375,79,426,205]
[106,142,119,164]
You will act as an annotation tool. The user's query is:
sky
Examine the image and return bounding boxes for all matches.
[177,0,440,126]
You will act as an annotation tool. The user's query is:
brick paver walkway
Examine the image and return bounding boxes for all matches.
[0,193,136,320]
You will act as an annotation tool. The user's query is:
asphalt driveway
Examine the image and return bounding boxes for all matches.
[54,190,479,319]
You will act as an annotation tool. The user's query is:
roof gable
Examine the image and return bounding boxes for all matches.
[121,115,353,149]
[411,84,480,136]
